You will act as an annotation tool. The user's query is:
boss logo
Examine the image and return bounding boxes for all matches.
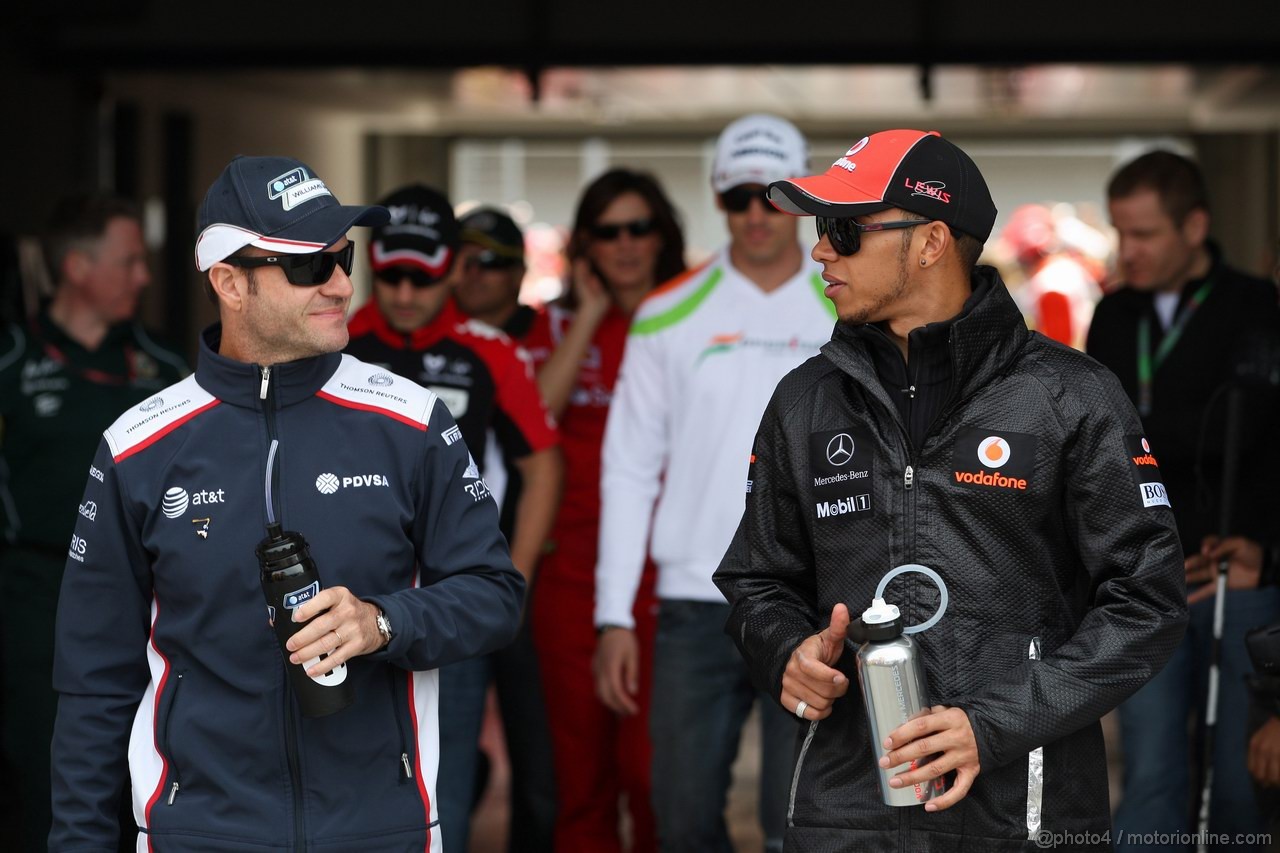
[1140,482,1171,508]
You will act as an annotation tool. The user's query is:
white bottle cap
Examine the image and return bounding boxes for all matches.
[861,597,900,625]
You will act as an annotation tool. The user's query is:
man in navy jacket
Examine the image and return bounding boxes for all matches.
[48,155,525,852]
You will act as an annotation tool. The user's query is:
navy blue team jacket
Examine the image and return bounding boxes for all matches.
[49,326,524,852]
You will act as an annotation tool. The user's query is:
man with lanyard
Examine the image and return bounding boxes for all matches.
[1087,149,1280,849]
[714,128,1186,852]
[592,114,833,852]
[345,185,561,853]
[49,156,525,851]
[0,193,187,852]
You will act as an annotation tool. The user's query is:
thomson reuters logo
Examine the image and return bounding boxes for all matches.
[316,473,340,495]
[162,487,190,518]
[976,436,1010,468]
[368,373,394,387]
[140,397,164,412]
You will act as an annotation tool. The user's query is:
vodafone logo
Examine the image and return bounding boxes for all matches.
[845,137,869,158]
[1141,437,1151,453]
[953,427,1036,493]
[977,436,1010,469]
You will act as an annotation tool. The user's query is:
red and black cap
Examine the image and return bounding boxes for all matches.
[768,129,997,242]
[368,185,461,281]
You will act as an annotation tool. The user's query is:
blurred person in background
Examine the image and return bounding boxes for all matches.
[1002,203,1102,349]
[592,114,833,853]
[0,194,187,852]
[523,167,685,852]
[455,207,535,338]
[345,185,562,853]
[1088,150,1280,851]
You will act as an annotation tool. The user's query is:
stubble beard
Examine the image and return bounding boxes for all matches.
[836,242,912,329]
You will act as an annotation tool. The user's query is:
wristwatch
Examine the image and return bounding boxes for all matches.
[375,610,394,648]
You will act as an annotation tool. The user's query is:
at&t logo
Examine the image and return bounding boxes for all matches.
[162,486,225,518]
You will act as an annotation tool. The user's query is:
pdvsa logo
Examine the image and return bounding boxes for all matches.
[315,472,391,494]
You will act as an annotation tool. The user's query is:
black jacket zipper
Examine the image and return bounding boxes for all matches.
[388,671,415,782]
[260,365,306,853]
[161,671,185,805]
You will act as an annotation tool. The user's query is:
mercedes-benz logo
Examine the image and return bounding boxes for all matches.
[825,433,855,467]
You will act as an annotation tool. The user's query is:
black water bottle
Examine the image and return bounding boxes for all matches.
[257,523,355,717]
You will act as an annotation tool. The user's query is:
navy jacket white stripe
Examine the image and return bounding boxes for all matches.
[50,326,524,852]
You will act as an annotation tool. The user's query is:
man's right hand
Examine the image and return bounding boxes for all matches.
[781,603,852,721]
[594,627,641,716]
[1186,535,1263,604]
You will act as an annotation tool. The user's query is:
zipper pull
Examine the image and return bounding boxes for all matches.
[167,782,180,805]
[259,366,271,401]
[907,384,917,399]
[401,752,414,779]
[904,465,914,490]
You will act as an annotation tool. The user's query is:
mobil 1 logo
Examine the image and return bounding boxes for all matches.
[1126,435,1171,508]
[808,428,874,522]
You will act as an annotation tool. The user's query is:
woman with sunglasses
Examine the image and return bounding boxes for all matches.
[523,168,684,853]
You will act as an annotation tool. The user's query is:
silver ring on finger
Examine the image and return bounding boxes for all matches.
[795,700,809,720]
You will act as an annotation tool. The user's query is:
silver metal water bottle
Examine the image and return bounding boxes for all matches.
[850,596,949,807]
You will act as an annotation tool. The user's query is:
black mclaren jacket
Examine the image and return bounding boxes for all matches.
[715,268,1187,852]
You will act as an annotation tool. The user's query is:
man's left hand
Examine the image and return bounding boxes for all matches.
[286,586,383,676]
[879,705,981,812]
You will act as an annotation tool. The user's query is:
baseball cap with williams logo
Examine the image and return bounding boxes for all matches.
[768,129,997,242]
[195,155,389,272]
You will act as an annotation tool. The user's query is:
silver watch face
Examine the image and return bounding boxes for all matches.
[376,612,392,637]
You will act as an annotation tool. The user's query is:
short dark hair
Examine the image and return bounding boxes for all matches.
[1106,150,1209,225]
[42,193,142,285]
[899,211,984,274]
[566,168,686,288]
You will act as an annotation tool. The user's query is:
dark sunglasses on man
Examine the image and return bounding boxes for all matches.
[464,250,522,272]
[228,242,356,286]
[589,219,656,241]
[719,184,782,215]
[815,217,924,257]
[373,265,448,289]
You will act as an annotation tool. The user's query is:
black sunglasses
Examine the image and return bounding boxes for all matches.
[719,185,782,215]
[374,265,449,289]
[465,250,522,272]
[816,217,924,256]
[228,242,355,286]
[589,218,656,241]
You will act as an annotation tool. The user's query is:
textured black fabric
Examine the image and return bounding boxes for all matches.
[1086,250,1280,556]
[715,266,1187,851]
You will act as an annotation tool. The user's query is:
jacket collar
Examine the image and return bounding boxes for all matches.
[347,298,464,351]
[195,324,340,409]
[823,266,1028,412]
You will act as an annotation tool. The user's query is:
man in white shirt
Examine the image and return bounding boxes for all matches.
[592,114,835,852]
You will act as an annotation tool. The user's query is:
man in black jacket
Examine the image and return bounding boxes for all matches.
[1087,150,1280,849]
[714,129,1187,852]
